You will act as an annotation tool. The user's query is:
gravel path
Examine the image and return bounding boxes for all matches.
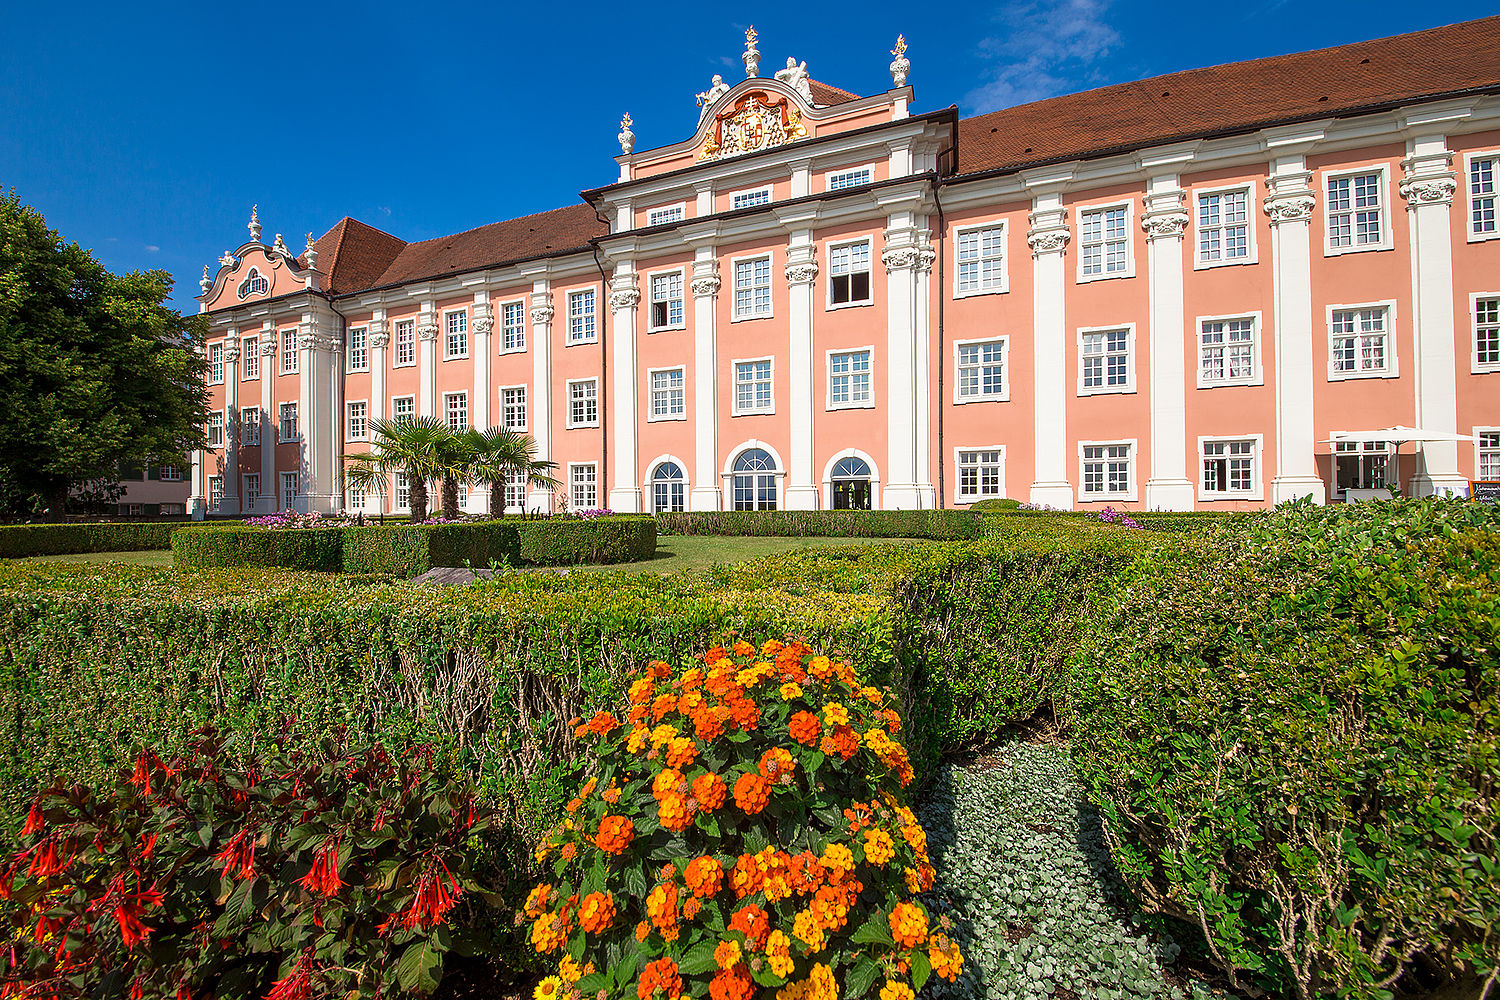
[916,740,1225,1000]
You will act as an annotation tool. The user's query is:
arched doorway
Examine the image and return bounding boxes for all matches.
[651,461,686,513]
[831,455,873,510]
[732,448,779,510]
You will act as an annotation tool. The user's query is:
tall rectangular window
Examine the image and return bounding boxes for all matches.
[348,484,366,510]
[1327,172,1384,249]
[568,379,598,427]
[1200,318,1258,385]
[443,391,468,431]
[1080,329,1131,392]
[444,310,468,359]
[241,407,261,446]
[650,272,685,330]
[733,257,772,319]
[501,301,526,352]
[650,368,686,419]
[280,328,298,374]
[1082,443,1132,496]
[956,340,1006,401]
[827,167,872,191]
[501,387,527,431]
[956,225,1005,293]
[1479,431,1500,480]
[1079,206,1129,277]
[279,402,298,442]
[208,476,223,510]
[1197,188,1250,263]
[395,473,410,510]
[734,359,773,414]
[347,401,367,440]
[280,472,298,511]
[570,464,598,510]
[241,337,259,379]
[347,326,368,371]
[1475,297,1500,370]
[392,395,415,423]
[395,320,415,366]
[828,241,872,306]
[1334,440,1392,494]
[956,449,1003,500]
[505,472,527,513]
[828,350,872,407]
[568,289,596,344]
[1330,307,1392,377]
[1473,156,1497,237]
[208,342,224,385]
[207,411,224,447]
[1202,439,1257,495]
[243,473,259,503]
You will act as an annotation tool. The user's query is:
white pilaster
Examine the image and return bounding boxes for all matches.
[470,292,492,513]
[1265,156,1327,504]
[785,228,820,510]
[528,281,555,512]
[417,303,438,419]
[1141,174,1196,510]
[297,318,315,513]
[689,250,723,510]
[912,232,935,507]
[1027,192,1074,509]
[1401,134,1467,497]
[881,208,934,510]
[607,268,643,512]
[222,333,241,511]
[259,322,275,511]
[369,313,389,517]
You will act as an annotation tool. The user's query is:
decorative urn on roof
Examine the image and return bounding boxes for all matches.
[618,113,635,155]
[890,35,910,88]
[743,25,760,78]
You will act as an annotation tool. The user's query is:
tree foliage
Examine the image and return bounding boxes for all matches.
[0,191,207,515]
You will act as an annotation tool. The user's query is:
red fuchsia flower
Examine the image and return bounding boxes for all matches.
[298,836,343,898]
[91,872,164,950]
[25,837,73,880]
[214,828,256,881]
[21,800,45,837]
[402,853,461,930]
[267,949,319,1000]
[140,832,158,861]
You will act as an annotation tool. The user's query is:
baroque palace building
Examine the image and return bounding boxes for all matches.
[192,18,1500,516]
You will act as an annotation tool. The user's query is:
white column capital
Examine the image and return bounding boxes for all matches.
[1264,167,1317,227]
[1141,187,1189,242]
[690,257,722,298]
[1027,204,1071,257]
[1400,147,1457,208]
[608,272,640,312]
[785,241,819,285]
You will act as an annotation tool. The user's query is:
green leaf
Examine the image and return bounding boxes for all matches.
[849,918,895,947]
[911,949,932,992]
[679,939,720,976]
[395,941,443,996]
[845,957,880,999]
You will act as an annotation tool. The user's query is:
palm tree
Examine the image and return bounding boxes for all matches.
[463,426,558,518]
[341,416,451,523]
[433,429,473,521]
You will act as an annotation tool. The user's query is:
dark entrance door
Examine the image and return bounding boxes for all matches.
[830,456,873,510]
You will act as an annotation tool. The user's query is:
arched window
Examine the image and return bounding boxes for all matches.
[831,456,873,510]
[237,267,268,300]
[732,448,778,511]
[652,462,685,513]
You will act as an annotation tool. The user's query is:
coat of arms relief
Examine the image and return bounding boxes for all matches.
[697,93,807,162]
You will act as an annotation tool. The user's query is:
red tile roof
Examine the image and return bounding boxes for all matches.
[954,15,1500,178]
[809,79,860,106]
[299,218,407,295]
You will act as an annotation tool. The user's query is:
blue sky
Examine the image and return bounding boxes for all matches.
[2,1,1493,310]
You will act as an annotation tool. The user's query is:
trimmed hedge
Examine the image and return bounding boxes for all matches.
[170,525,344,572]
[509,514,655,565]
[0,522,184,558]
[655,509,983,540]
[342,522,522,576]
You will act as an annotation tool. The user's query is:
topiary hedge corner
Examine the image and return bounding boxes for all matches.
[510,514,655,565]
[171,524,345,572]
[655,509,982,540]
[343,522,522,576]
[0,522,185,558]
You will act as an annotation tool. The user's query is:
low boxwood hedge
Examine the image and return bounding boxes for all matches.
[655,508,983,539]
[342,522,521,576]
[170,525,345,572]
[0,522,184,558]
[509,514,655,565]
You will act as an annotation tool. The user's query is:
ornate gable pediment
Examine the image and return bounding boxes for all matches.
[697,91,807,162]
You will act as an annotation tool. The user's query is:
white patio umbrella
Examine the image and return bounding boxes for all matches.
[1320,426,1474,444]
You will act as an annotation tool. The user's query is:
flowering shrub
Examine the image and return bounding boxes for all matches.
[1091,507,1142,529]
[0,731,496,999]
[526,641,961,1000]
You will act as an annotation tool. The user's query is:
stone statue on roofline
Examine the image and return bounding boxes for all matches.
[775,57,811,100]
[697,75,731,124]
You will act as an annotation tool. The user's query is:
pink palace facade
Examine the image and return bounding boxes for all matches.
[191,19,1500,516]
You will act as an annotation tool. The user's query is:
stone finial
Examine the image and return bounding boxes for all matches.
[247,204,262,242]
[304,232,318,269]
[890,35,910,88]
[743,25,760,78]
[618,113,635,155]
[200,264,213,294]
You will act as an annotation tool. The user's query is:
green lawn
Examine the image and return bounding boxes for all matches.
[570,534,928,576]
[20,549,173,566]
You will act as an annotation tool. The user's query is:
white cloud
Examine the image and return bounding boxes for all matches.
[963,0,1120,114]
[143,245,160,253]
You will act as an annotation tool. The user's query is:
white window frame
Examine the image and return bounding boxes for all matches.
[1466,150,1500,243]
[567,288,598,345]
[731,356,775,416]
[1323,165,1393,256]
[1198,435,1264,502]
[647,269,687,332]
[443,309,469,360]
[208,476,223,511]
[394,319,417,367]
[1077,439,1139,503]
[647,456,690,514]
[1196,312,1265,388]
[1076,324,1137,396]
[647,365,687,422]
[394,472,410,512]
[391,395,416,424]
[825,164,875,192]
[158,464,182,482]
[953,337,1009,404]
[1326,300,1399,381]
[237,267,268,300]
[1475,426,1500,481]
[952,220,1009,297]
[280,328,298,374]
[953,446,1007,504]
[498,385,528,431]
[443,390,468,431]
[565,378,600,428]
[280,471,298,512]
[241,336,260,380]
[207,410,224,448]
[825,347,875,410]
[826,238,874,309]
[1333,439,1397,498]
[347,326,369,372]
[723,441,785,512]
[568,462,599,510]
[729,186,773,211]
[240,407,261,446]
[647,203,686,227]
[1471,292,1500,374]
[278,402,298,443]
[498,299,527,354]
[346,399,369,441]
[1192,183,1258,269]
[207,342,224,385]
[731,253,774,322]
[1075,200,1135,282]
[242,473,259,506]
